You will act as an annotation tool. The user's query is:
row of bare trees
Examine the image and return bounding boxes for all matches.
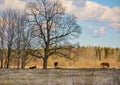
[0,9,33,68]
[0,0,81,69]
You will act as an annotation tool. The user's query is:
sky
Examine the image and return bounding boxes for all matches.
[0,0,120,48]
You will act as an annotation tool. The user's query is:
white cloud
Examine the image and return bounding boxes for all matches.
[63,1,120,23]
[88,26,105,37]
[72,0,85,7]
[98,6,120,22]
[61,0,76,13]
[0,0,26,10]
[61,0,120,34]
[110,23,120,32]
[1,0,119,23]
[98,27,105,35]
[0,0,119,34]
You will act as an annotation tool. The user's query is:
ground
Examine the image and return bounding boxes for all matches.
[0,68,120,85]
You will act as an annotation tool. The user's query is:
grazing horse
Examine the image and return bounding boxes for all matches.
[54,62,58,68]
[29,66,37,69]
[101,62,110,68]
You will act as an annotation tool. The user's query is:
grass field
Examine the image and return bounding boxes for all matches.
[0,68,120,85]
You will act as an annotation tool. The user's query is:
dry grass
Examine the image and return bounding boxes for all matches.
[2,47,120,69]
[23,56,120,69]
[0,69,120,85]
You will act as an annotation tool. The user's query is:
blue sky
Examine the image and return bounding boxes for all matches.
[0,0,120,48]
[90,0,120,7]
[80,0,120,48]
[69,0,120,48]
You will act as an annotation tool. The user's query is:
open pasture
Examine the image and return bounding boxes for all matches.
[0,68,120,85]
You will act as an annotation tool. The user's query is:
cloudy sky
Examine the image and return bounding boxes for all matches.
[0,0,120,48]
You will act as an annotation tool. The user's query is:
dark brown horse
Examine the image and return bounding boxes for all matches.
[101,62,110,68]
[29,66,37,69]
[54,62,58,68]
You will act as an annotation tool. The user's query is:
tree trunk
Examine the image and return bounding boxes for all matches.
[0,51,4,68]
[17,57,20,69]
[0,57,4,68]
[21,54,26,69]
[6,47,11,68]
[99,56,101,61]
[21,59,25,69]
[43,57,48,69]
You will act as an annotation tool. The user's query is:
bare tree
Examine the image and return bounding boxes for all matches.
[1,9,17,68]
[20,22,33,69]
[1,8,33,69]
[13,10,33,69]
[96,47,101,61]
[26,0,81,69]
[104,47,110,59]
[13,12,22,69]
[0,17,5,68]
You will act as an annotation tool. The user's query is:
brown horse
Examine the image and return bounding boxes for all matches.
[54,62,58,68]
[29,66,37,69]
[101,62,110,68]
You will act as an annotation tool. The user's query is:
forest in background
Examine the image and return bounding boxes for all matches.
[0,46,120,68]
[26,46,120,68]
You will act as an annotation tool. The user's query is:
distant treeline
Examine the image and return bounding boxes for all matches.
[0,45,120,68]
